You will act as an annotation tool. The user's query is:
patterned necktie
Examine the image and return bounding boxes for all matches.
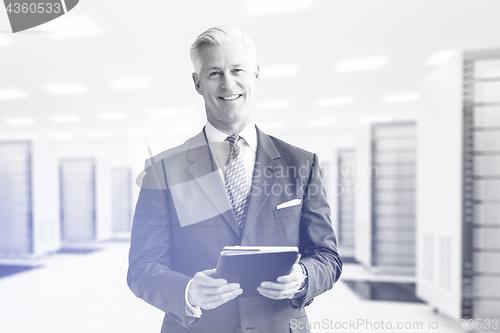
[225,135,248,229]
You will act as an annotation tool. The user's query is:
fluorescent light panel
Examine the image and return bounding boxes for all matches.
[383,92,419,103]
[247,0,312,15]
[256,101,289,110]
[4,117,36,126]
[306,118,335,128]
[425,50,458,66]
[335,56,389,72]
[359,116,394,123]
[42,16,101,39]
[110,78,152,91]
[0,88,28,100]
[96,111,128,120]
[46,83,87,96]
[148,108,179,117]
[49,114,81,123]
[88,130,113,138]
[259,122,285,130]
[0,36,12,47]
[13,133,38,140]
[317,96,354,107]
[50,132,75,140]
[259,64,298,79]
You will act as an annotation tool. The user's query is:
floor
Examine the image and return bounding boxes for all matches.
[0,242,467,333]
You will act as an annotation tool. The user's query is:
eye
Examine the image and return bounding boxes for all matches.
[232,68,244,73]
[209,71,221,77]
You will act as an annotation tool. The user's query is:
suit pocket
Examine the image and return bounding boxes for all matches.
[274,203,302,219]
[290,314,311,333]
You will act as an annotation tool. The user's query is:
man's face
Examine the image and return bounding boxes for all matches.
[192,39,259,134]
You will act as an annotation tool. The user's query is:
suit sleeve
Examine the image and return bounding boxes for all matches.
[127,161,193,329]
[294,153,343,309]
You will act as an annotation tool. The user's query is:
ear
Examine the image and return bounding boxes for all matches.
[192,72,203,95]
[254,65,260,81]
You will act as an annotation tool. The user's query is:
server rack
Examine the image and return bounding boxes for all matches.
[417,48,500,327]
[371,122,417,274]
[59,158,111,244]
[463,52,500,326]
[0,140,59,259]
[337,149,356,258]
[111,167,132,234]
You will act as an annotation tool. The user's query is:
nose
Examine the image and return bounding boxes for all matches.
[221,74,236,89]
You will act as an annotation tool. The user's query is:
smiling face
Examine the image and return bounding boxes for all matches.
[192,39,259,134]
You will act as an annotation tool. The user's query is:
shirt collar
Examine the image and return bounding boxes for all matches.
[205,119,257,153]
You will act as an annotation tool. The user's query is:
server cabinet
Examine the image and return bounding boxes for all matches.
[111,167,132,234]
[60,158,111,243]
[355,121,417,275]
[336,149,356,258]
[465,52,500,326]
[418,48,500,327]
[0,140,59,259]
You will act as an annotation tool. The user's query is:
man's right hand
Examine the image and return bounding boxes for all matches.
[188,268,243,310]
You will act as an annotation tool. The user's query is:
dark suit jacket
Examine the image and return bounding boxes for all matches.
[127,127,342,333]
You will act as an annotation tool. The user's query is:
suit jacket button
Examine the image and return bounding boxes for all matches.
[235,327,242,333]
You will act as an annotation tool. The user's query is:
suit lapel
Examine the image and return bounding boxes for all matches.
[242,128,281,239]
[185,130,241,237]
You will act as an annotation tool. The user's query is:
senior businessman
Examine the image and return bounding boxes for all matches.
[127,26,342,333]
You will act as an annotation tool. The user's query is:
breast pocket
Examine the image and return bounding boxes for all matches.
[273,203,303,219]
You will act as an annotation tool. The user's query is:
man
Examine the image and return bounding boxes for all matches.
[127,26,342,333]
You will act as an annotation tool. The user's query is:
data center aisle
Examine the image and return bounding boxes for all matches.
[0,242,466,333]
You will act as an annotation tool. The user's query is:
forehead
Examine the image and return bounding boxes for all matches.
[199,40,253,70]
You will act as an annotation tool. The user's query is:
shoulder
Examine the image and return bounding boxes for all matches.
[268,134,314,159]
[257,127,316,163]
[145,131,204,168]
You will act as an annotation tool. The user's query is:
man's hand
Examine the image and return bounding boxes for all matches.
[257,263,305,300]
[188,268,243,310]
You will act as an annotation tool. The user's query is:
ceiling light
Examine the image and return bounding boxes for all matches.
[317,96,354,107]
[0,36,12,47]
[96,111,128,120]
[306,118,335,128]
[0,88,28,100]
[259,64,298,79]
[45,83,87,96]
[41,15,101,39]
[246,0,312,15]
[425,50,458,66]
[49,114,81,123]
[256,101,289,110]
[13,133,38,140]
[359,116,394,123]
[88,131,113,138]
[50,132,75,140]
[259,122,285,130]
[383,92,419,103]
[4,117,36,126]
[110,78,152,91]
[148,108,179,117]
[335,56,389,72]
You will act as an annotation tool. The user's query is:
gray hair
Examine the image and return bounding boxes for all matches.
[190,26,257,74]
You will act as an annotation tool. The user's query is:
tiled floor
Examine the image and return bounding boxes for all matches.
[0,242,466,333]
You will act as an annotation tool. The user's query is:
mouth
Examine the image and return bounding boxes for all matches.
[219,94,242,101]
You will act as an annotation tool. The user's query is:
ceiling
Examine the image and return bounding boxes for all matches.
[0,0,499,154]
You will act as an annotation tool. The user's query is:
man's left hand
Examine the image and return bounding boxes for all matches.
[257,263,305,300]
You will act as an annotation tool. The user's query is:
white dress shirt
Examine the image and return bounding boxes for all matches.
[204,119,257,191]
[185,120,258,320]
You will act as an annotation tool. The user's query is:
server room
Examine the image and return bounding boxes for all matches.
[0,1,499,332]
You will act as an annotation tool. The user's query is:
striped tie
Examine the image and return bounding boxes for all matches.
[225,135,248,229]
